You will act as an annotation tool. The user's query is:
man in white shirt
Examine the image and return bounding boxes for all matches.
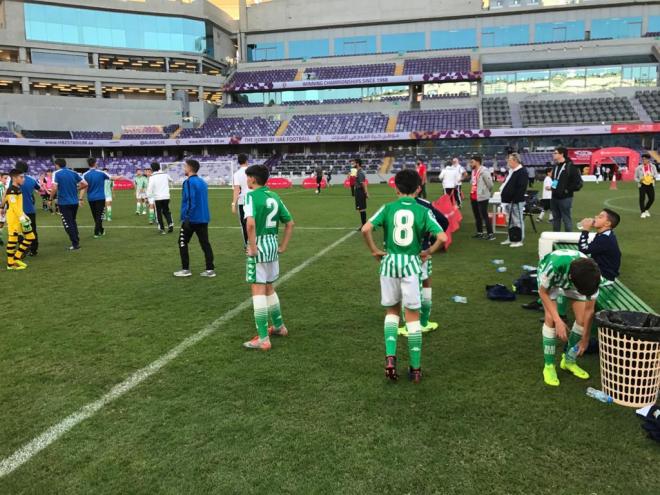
[231,154,250,245]
[439,161,459,200]
[147,162,174,234]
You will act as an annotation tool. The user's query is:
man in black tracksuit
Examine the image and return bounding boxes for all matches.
[550,146,582,232]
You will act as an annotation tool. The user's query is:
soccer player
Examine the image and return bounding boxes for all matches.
[51,158,87,250]
[416,158,428,199]
[145,167,156,224]
[148,162,174,234]
[354,158,369,230]
[242,164,294,351]
[0,171,8,247]
[103,168,114,221]
[231,154,249,245]
[174,159,215,278]
[315,165,323,194]
[82,158,124,238]
[134,169,148,215]
[14,161,41,256]
[361,169,447,383]
[537,249,601,387]
[3,169,36,270]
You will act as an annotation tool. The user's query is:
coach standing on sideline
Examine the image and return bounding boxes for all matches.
[51,158,87,250]
[81,158,116,239]
[354,158,369,230]
[14,161,41,255]
[231,154,249,245]
[174,159,215,278]
[550,146,581,232]
[148,162,174,234]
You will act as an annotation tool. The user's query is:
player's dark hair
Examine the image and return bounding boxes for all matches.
[546,167,553,174]
[354,158,362,167]
[394,169,421,195]
[642,153,651,159]
[87,157,97,167]
[569,258,601,298]
[237,154,248,165]
[185,159,200,173]
[602,208,620,229]
[9,168,22,179]
[471,155,482,164]
[15,161,28,173]
[555,146,568,159]
[245,164,270,186]
[54,158,66,168]
[150,161,161,172]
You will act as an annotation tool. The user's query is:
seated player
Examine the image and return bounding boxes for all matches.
[3,169,36,270]
[577,209,621,283]
[537,249,601,387]
[242,165,295,351]
[362,169,447,383]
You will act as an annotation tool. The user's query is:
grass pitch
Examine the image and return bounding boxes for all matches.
[1,181,658,494]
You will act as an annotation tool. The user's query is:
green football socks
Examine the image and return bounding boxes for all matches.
[148,208,155,223]
[252,295,269,340]
[267,292,284,329]
[420,288,432,328]
[542,323,557,366]
[106,206,112,220]
[407,320,422,369]
[384,314,399,356]
[565,323,584,363]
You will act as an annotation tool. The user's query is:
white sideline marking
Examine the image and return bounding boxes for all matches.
[603,195,643,214]
[38,225,353,231]
[0,231,357,478]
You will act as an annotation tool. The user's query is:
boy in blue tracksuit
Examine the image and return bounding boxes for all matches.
[174,159,215,278]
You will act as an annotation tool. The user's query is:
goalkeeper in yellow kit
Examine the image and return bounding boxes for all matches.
[2,169,35,270]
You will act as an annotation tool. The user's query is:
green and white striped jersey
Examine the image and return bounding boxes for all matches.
[244,186,293,263]
[104,179,113,197]
[537,249,587,292]
[369,196,443,278]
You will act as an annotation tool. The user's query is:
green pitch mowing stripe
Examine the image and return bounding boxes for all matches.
[0,231,356,479]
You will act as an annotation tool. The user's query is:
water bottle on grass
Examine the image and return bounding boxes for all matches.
[451,296,468,304]
[492,259,504,265]
[586,387,613,404]
[497,267,507,273]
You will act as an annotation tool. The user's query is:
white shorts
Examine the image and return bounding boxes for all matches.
[380,274,421,309]
[136,192,147,200]
[148,198,155,206]
[421,259,432,282]
[105,195,112,202]
[548,287,598,302]
[246,259,280,284]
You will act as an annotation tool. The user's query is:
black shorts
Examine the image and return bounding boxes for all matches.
[355,190,367,210]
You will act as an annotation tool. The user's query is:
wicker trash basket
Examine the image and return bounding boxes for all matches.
[595,310,660,408]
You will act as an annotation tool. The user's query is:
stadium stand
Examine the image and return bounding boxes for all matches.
[70,131,114,140]
[635,90,660,121]
[178,117,280,138]
[395,109,480,132]
[227,69,298,86]
[284,113,389,135]
[0,127,16,138]
[482,97,513,127]
[276,151,385,175]
[520,97,639,126]
[403,56,472,75]
[303,63,396,80]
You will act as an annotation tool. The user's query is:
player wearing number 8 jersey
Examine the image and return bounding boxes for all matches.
[243,165,295,351]
[362,169,447,383]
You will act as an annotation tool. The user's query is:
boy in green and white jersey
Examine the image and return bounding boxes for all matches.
[242,165,295,351]
[537,249,601,387]
[134,169,148,215]
[362,169,447,383]
[103,168,114,221]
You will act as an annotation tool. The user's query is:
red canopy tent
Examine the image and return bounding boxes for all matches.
[589,147,640,180]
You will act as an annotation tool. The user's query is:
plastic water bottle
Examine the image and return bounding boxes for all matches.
[451,295,468,304]
[492,259,505,265]
[566,344,579,362]
[586,387,613,404]
[521,265,536,272]
[497,266,508,273]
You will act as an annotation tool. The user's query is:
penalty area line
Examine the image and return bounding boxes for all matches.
[0,230,357,479]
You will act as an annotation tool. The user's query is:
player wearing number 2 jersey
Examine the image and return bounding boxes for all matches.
[243,165,295,351]
[362,169,447,383]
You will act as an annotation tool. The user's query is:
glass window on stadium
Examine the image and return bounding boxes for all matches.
[236,85,410,105]
[423,82,478,98]
[0,46,19,63]
[23,3,208,53]
[484,64,658,94]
